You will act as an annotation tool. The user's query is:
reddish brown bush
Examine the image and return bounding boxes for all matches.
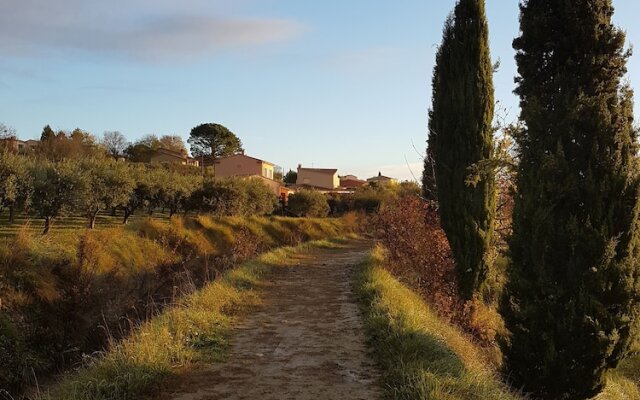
[370,195,508,348]
[370,196,459,317]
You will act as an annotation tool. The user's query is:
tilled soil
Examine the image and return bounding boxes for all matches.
[155,241,383,400]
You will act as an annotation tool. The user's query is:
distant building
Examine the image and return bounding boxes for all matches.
[214,153,276,180]
[0,137,18,153]
[367,172,397,185]
[214,153,289,197]
[339,175,367,190]
[296,165,339,190]
[150,148,199,167]
[19,140,39,154]
[0,138,39,154]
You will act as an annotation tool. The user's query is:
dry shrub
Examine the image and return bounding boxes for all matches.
[370,196,507,351]
[371,196,459,317]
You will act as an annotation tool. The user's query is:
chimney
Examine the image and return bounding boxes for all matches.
[298,164,302,170]
[378,171,382,177]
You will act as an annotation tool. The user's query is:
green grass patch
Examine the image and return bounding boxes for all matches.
[41,240,338,400]
[356,246,640,400]
[354,246,518,400]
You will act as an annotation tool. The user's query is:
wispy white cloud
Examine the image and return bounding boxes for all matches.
[0,0,305,62]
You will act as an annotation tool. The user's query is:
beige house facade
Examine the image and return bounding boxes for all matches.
[214,153,275,180]
[214,153,286,197]
[296,166,339,190]
[150,148,199,167]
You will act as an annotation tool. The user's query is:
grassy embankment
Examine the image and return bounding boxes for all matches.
[0,214,352,398]
[354,246,640,400]
[40,238,346,400]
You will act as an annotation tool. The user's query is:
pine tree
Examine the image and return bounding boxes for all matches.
[505,1,640,398]
[426,0,496,299]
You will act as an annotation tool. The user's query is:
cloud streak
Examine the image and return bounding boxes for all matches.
[0,0,305,61]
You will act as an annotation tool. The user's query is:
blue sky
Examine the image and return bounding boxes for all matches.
[1,1,639,181]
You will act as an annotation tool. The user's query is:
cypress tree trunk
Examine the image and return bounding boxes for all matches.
[426,0,496,300]
[8,205,15,224]
[504,1,640,398]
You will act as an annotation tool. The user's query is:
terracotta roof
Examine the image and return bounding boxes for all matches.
[298,167,338,174]
[214,153,275,166]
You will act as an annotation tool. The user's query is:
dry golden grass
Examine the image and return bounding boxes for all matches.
[41,240,344,400]
[0,215,350,398]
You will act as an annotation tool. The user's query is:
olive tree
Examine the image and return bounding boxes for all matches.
[30,159,89,234]
[0,151,33,223]
[80,158,135,229]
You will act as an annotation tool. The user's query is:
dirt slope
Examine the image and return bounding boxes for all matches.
[156,241,382,400]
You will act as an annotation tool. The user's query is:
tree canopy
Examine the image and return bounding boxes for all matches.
[102,131,128,159]
[504,1,640,398]
[426,0,496,300]
[188,123,243,158]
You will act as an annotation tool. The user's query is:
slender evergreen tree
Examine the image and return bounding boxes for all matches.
[426,0,496,299]
[505,1,640,398]
[422,143,437,201]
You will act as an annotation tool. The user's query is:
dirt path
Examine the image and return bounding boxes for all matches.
[156,241,383,400]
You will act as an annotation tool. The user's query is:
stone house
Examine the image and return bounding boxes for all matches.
[296,165,339,190]
[213,153,276,180]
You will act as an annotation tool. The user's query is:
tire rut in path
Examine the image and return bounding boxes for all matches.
[156,241,383,400]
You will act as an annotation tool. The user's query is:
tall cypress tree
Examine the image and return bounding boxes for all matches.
[505,1,640,398]
[426,0,496,299]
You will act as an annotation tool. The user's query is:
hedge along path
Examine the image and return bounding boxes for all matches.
[155,239,383,400]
